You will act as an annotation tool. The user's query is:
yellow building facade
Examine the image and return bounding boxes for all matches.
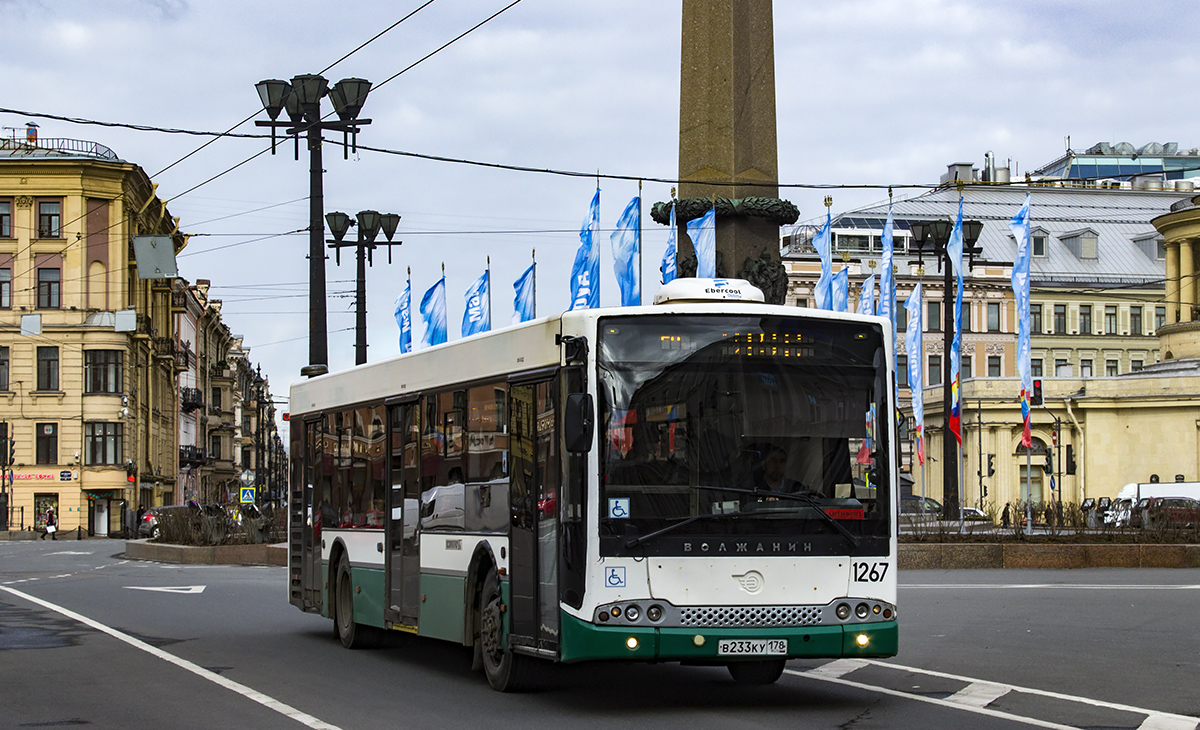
[0,137,183,534]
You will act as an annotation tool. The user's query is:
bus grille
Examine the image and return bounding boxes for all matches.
[679,605,823,628]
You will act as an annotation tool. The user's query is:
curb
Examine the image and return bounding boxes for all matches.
[124,539,287,566]
[899,543,1200,569]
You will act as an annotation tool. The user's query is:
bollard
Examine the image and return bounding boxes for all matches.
[77,525,82,541]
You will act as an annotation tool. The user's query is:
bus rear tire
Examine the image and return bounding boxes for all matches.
[727,659,786,685]
[335,554,381,649]
[478,569,533,692]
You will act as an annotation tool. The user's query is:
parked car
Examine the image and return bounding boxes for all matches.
[138,504,198,539]
[1145,497,1200,529]
[959,506,992,522]
[901,495,943,515]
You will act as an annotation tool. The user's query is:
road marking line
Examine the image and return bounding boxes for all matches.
[125,585,206,594]
[1140,714,1200,730]
[0,584,344,730]
[868,660,1199,726]
[804,658,869,679]
[946,681,1011,707]
[786,668,1077,730]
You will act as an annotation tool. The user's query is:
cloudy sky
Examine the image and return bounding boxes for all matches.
[3,0,1199,434]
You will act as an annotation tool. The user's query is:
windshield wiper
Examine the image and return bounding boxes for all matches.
[691,485,861,550]
[624,513,728,549]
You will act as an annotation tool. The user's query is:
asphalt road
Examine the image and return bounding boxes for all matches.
[1,540,1197,730]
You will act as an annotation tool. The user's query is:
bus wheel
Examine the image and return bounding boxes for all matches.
[478,569,532,692]
[727,659,786,685]
[335,554,379,649]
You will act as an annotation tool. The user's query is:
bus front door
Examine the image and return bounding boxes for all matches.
[387,402,421,626]
[508,380,560,652]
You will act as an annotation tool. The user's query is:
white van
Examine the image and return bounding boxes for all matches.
[1106,482,1200,526]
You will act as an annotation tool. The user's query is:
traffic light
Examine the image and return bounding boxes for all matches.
[125,461,137,483]
[1043,452,1053,474]
[987,454,995,477]
[1066,445,1076,475]
[0,422,9,467]
[1030,379,1043,406]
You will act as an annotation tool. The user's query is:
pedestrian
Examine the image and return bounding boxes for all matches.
[1001,502,1011,529]
[41,507,58,540]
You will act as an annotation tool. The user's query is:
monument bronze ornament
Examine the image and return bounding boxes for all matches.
[661,0,796,304]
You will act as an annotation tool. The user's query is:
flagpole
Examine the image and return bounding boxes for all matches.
[486,255,492,331]
[532,248,537,319]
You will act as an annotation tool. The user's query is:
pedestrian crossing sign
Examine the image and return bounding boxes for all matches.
[240,487,255,504]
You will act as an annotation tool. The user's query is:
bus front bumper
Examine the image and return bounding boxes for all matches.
[559,611,897,663]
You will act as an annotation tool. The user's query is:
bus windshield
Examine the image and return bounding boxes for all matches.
[598,314,891,557]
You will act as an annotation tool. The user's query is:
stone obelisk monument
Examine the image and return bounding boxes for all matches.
[655,0,797,303]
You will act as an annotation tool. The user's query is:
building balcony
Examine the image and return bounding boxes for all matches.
[179,445,207,466]
[181,387,203,413]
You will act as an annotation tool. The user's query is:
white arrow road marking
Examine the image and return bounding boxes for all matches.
[125,585,206,594]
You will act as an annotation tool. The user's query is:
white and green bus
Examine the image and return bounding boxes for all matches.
[288,278,898,691]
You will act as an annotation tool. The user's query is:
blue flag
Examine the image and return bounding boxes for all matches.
[686,206,716,278]
[905,283,925,465]
[832,267,850,312]
[1010,193,1033,447]
[513,262,535,324]
[394,277,412,354]
[857,273,876,316]
[462,269,490,337]
[661,201,677,284]
[420,276,447,347]
[813,210,833,309]
[610,195,641,306]
[947,197,964,445]
[879,206,897,411]
[570,189,600,310]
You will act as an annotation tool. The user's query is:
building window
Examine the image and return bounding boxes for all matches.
[1031,358,1043,377]
[928,355,942,386]
[988,356,1001,377]
[928,301,941,331]
[1033,235,1046,257]
[1132,359,1144,371]
[85,351,123,394]
[1130,306,1142,336]
[38,201,61,238]
[0,346,7,390]
[1079,305,1092,335]
[1080,359,1093,377]
[36,423,57,465]
[1053,304,1067,334]
[1055,359,1071,376]
[210,434,222,460]
[961,355,972,378]
[1105,306,1117,334]
[0,200,11,237]
[0,268,9,308]
[36,347,59,391]
[1031,304,1043,334]
[962,303,972,332]
[988,302,1001,332]
[1106,360,1119,376]
[896,299,907,331]
[37,268,60,308]
[897,355,908,387]
[84,422,123,466]
[1156,306,1166,330]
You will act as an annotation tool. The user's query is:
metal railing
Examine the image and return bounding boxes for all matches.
[0,137,119,160]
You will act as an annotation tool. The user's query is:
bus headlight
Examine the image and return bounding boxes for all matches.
[647,605,663,622]
[626,637,639,650]
[835,603,851,620]
[856,634,869,647]
[855,603,870,619]
[624,605,641,621]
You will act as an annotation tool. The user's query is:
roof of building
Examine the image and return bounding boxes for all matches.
[0,137,121,162]
[787,180,1189,286]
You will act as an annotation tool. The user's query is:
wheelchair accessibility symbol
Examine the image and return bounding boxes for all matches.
[605,566,626,588]
[608,497,630,519]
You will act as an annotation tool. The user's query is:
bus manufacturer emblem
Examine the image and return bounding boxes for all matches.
[733,571,764,594]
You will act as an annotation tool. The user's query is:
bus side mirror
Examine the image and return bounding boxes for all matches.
[564,393,594,453]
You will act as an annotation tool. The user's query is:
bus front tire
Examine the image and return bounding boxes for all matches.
[478,569,533,692]
[334,554,380,649]
[727,659,786,685]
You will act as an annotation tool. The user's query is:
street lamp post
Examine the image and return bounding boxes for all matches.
[254,75,373,378]
[909,216,983,521]
[326,211,401,366]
